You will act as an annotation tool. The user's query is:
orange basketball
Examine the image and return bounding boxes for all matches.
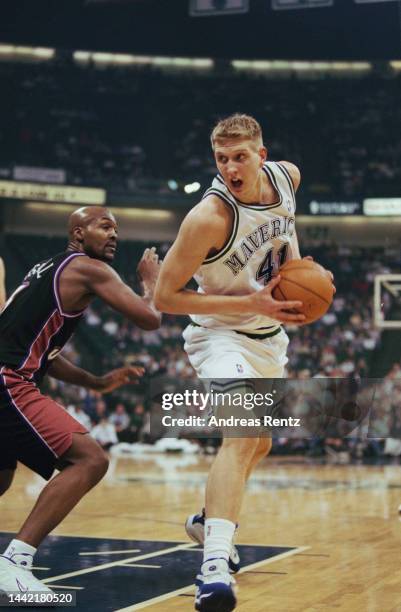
[272,259,334,324]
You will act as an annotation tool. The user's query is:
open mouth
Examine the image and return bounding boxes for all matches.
[106,244,117,253]
[230,178,243,191]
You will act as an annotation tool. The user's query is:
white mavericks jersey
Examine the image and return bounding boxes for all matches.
[191,161,297,332]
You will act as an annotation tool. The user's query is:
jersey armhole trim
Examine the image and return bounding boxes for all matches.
[275,162,296,209]
[53,253,88,318]
[262,163,284,209]
[202,192,239,265]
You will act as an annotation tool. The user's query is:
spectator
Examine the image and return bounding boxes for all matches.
[91,418,118,451]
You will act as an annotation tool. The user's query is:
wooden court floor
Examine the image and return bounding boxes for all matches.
[1,454,400,612]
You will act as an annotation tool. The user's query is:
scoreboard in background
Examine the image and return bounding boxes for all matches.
[189,0,249,16]
[272,0,333,9]
[272,0,395,7]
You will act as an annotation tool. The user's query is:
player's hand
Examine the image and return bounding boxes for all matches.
[137,247,161,289]
[95,366,145,394]
[252,276,306,324]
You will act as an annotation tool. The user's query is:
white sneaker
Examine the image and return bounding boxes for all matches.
[0,556,53,594]
[195,558,237,612]
[185,510,241,574]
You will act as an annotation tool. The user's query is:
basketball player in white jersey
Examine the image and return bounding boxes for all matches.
[155,114,311,612]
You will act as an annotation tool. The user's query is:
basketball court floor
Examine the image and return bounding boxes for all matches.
[1,453,400,611]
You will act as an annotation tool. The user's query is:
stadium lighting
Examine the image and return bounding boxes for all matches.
[112,207,173,220]
[168,180,179,191]
[231,59,371,73]
[72,50,213,69]
[184,182,201,194]
[73,51,91,62]
[25,203,173,221]
[0,44,55,60]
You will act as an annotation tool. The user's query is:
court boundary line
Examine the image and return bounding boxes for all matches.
[0,531,300,547]
[114,545,309,611]
[41,543,197,584]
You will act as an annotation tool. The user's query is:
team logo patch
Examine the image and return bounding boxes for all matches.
[236,364,244,374]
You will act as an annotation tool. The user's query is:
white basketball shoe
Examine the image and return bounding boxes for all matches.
[195,558,237,612]
[185,509,241,574]
[0,555,53,594]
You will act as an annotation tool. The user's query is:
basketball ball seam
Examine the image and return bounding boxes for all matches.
[275,286,287,301]
[280,278,331,305]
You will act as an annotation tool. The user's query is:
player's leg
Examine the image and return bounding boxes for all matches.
[0,469,15,497]
[0,372,108,593]
[1,433,107,593]
[194,436,260,611]
[245,437,272,480]
[16,432,108,547]
[186,327,288,610]
[0,453,17,497]
[206,436,261,522]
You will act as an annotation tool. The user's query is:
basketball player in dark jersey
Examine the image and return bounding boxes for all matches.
[0,206,161,594]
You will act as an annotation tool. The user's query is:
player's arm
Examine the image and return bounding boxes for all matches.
[279,161,302,259]
[279,164,335,289]
[0,257,6,309]
[289,230,302,259]
[47,354,144,394]
[154,200,305,323]
[63,250,161,330]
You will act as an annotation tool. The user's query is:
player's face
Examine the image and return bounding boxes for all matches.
[214,139,266,201]
[83,214,118,262]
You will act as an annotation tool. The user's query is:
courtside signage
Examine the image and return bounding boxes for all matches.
[363,198,401,216]
[309,200,361,215]
[0,180,106,205]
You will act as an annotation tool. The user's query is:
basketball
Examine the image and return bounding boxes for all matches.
[272,259,334,324]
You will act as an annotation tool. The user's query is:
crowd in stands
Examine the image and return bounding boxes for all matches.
[6,235,394,462]
[1,61,401,200]
[2,55,401,461]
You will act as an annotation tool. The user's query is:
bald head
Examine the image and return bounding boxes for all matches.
[68,206,115,239]
[67,206,118,262]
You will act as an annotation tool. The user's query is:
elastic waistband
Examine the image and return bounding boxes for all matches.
[190,322,282,340]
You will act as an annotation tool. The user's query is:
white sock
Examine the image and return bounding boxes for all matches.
[3,539,36,570]
[203,518,235,564]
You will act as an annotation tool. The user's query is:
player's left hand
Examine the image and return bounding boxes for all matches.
[96,366,145,394]
[137,247,161,288]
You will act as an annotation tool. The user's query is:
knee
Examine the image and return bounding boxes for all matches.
[63,434,109,484]
[0,470,15,497]
[85,447,109,483]
[222,437,261,463]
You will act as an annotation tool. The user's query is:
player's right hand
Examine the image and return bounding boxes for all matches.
[252,275,306,324]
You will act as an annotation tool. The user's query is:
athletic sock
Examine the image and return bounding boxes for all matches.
[3,539,36,569]
[203,518,236,564]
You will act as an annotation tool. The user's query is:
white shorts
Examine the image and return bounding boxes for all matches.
[183,324,289,379]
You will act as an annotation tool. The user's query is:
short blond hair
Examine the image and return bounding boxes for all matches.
[211,114,263,149]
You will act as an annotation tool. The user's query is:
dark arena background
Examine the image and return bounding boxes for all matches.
[0,1,401,611]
